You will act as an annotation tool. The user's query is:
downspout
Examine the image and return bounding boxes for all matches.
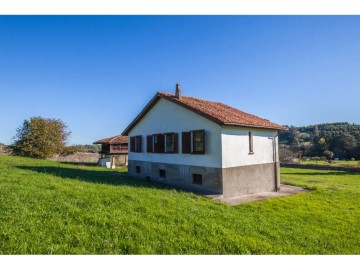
[273,133,279,192]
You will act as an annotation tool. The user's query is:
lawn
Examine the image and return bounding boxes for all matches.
[300,159,360,168]
[0,155,359,254]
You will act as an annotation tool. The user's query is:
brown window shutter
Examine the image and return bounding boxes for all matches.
[182,132,191,153]
[146,135,153,153]
[201,130,205,154]
[137,136,142,152]
[130,137,135,152]
[174,133,179,153]
[153,134,159,153]
[158,134,165,153]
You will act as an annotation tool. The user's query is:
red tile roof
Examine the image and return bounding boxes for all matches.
[93,135,128,145]
[122,92,286,135]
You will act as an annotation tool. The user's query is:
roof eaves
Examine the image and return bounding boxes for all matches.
[222,122,288,131]
[93,139,109,144]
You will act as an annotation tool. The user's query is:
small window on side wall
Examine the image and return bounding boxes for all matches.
[192,174,202,185]
[249,131,254,154]
[159,169,166,178]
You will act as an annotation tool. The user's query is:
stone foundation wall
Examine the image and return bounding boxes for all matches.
[128,160,222,195]
[49,152,100,163]
[128,160,280,197]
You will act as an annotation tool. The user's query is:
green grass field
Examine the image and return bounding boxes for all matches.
[300,159,360,168]
[0,155,359,254]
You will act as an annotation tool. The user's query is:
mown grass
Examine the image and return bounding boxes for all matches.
[0,155,359,254]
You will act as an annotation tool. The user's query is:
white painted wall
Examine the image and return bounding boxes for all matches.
[128,98,223,168]
[221,127,278,168]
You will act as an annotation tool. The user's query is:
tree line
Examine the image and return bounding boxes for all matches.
[279,122,360,160]
[7,117,360,161]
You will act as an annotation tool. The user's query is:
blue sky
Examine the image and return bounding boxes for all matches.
[0,16,359,145]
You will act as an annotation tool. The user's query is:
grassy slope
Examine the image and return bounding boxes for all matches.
[0,156,359,254]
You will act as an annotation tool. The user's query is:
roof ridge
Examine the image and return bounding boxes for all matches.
[122,91,286,135]
[159,92,272,123]
[159,91,223,104]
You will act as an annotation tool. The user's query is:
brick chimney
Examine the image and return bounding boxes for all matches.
[175,83,182,100]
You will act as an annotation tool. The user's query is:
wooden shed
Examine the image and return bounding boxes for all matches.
[93,135,128,167]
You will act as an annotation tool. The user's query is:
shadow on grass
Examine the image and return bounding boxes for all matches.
[16,166,216,195]
[58,161,98,167]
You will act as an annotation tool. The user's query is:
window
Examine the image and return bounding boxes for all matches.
[182,130,205,154]
[135,166,141,173]
[146,133,178,154]
[153,135,158,151]
[249,131,254,154]
[192,174,202,185]
[135,136,142,152]
[192,130,205,154]
[159,169,166,178]
[130,136,142,152]
[165,133,178,153]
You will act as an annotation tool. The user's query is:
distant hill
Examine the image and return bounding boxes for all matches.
[279,122,360,160]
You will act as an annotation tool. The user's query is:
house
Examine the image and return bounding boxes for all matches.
[93,135,128,167]
[121,84,287,197]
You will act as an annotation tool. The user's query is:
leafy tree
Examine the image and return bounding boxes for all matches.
[331,133,357,159]
[280,122,360,160]
[288,126,301,147]
[13,117,71,159]
[323,150,334,160]
[279,145,298,163]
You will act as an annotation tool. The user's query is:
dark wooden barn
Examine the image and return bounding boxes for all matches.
[93,135,128,167]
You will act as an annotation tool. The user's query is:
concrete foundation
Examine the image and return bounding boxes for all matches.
[128,160,279,197]
[211,184,307,205]
[222,162,279,197]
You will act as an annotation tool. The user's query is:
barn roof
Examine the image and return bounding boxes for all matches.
[122,91,287,136]
[93,135,128,145]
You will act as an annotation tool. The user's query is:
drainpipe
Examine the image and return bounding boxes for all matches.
[273,133,279,192]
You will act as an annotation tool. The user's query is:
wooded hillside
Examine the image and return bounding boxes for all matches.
[279,122,360,160]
